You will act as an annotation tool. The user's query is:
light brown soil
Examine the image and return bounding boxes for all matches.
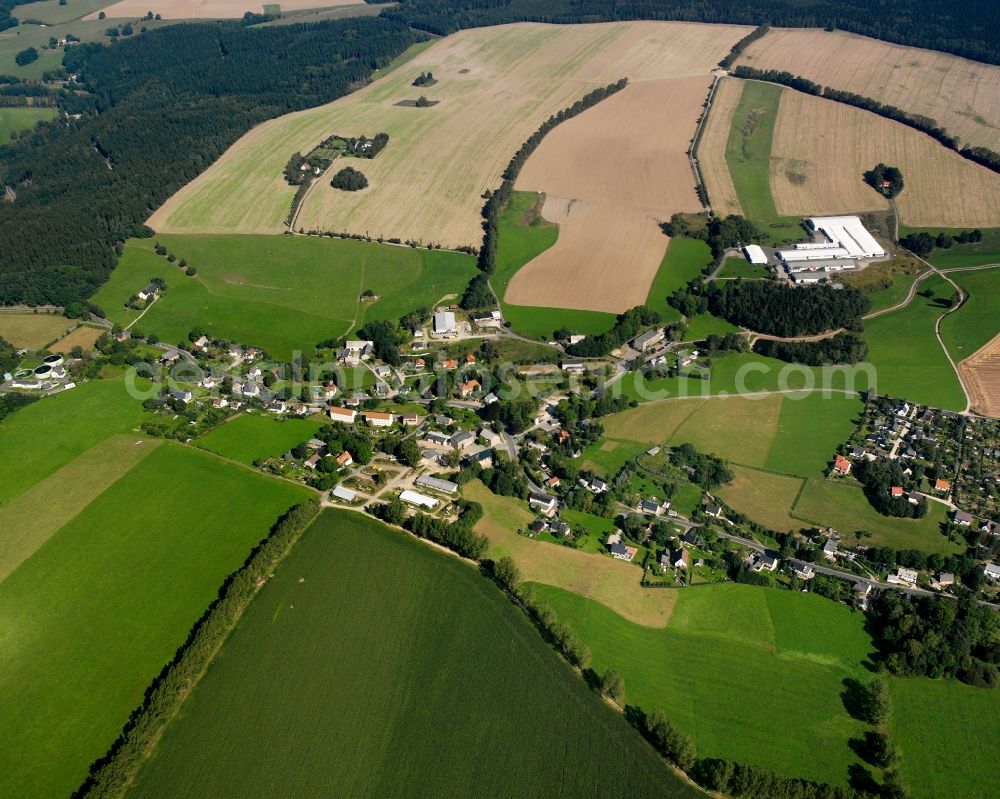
[959,333,1000,418]
[506,76,710,313]
[697,76,743,216]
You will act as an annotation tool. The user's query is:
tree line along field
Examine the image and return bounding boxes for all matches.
[505,76,710,314]
[90,234,477,358]
[695,77,743,217]
[125,509,703,799]
[149,21,749,247]
[0,382,311,798]
[534,582,1000,798]
[735,27,1000,152]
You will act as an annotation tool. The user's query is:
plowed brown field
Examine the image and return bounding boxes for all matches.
[960,334,1000,418]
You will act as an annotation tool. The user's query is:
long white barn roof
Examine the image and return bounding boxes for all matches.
[808,216,885,259]
[743,244,768,264]
[778,246,851,262]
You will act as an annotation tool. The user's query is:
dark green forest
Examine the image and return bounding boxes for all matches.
[0,17,416,306]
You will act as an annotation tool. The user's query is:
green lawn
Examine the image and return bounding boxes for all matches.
[717,256,768,279]
[939,266,1000,360]
[0,377,149,504]
[684,311,741,340]
[127,511,700,799]
[864,272,920,314]
[725,81,804,244]
[889,677,1000,799]
[195,412,325,465]
[493,191,617,339]
[91,235,477,359]
[580,436,650,477]
[763,392,861,477]
[12,0,109,24]
[0,106,57,141]
[645,238,714,320]
[863,275,967,410]
[793,478,959,554]
[899,225,1000,268]
[0,443,309,799]
[534,582,873,786]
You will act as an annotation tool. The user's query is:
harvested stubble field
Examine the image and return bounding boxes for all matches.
[696,76,743,216]
[0,312,73,349]
[85,0,362,19]
[959,333,1000,417]
[769,89,1000,227]
[127,510,701,799]
[150,21,748,246]
[737,27,1000,151]
[507,76,710,313]
[50,325,103,353]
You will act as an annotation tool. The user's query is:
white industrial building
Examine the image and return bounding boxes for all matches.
[808,216,885,259]
[742,244,768,265]
[433,311,457,335]
[399,489,438,509]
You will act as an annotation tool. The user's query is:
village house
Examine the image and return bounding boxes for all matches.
[304,454,321,469]
[984,563,1000,581]
[890,486,904,499]
[545,475,561,489]
[610,541,638,561]
[751,554,778,573]
[833,454,852,476]
[934,478,951,493]
[671,549,690,570]
[137,282,160,303]
[441,358,458,370]
[423,431,451,447]
[401,412,420,427]
[170,388,192,404]
[704,503,722,519]
[336,451,353,469]
[365,411,394,428]
[822,538,838,560]
[471,310,503,328]
[200,376,216,389]
[458,379,481,398]
[467,448,494,469]
[889,567,918,585]
[338,340,374,365]
[794,563,815,581]
[210,397,228,409]
[561,358,586,373]
[952,509,973,526]
[632,328,664,352]
[529,491,558,517]
[267,400,286,414]
[328,406,357,424]
[449,430,476,449]
[321,383,338,400]
[416,475,459,495]
[907,490,922,505]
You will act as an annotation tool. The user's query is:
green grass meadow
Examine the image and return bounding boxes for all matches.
[0,442,309,798]
[645,238,714,320]
[0,377,149,504]
[940,266,1000,360]
[91,235,477,358]
[127,510,700,799]
[889,677,1000,799]
[493,191,617,338]
[899,225,1000,269]
[196,412,325,465]
[0,106,57,140]
[717,256,768,279]
[863,275,966,410]
[725,81,803,244]
[534,582,873,786]
[863,272,921,314]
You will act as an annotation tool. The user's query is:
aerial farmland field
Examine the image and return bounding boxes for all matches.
[0,440,309,798]
[91,234,476,358]
[126,510,702,799]
[0,311,73,349]
[196,412,325,465]
[507,76,709,313]
[149,21,748,247]
[695,77,743,216]
[939,266,1000,361]
[768,88,1000,227]
[959,334,1000,417]
[534,583,873,787]
[737,27,1000,151]
[85,0,364,20]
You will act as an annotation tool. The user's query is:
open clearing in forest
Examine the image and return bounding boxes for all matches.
[85,0,363,20]
[506,76,709,313]
[696,76,743,216]
[0,312,73,349]
[769,88,1000,227]
[90,235,476,359]
[737,27,1000,151]
[959,333,1000,418]
[150,21,747,246]
[0,107,58,141]
[464,480,677,627]
[535,583,872,787]
[126,510,700,799]
[0,437,309,799]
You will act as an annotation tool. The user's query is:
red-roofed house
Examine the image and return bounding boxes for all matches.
[833,455,851,475]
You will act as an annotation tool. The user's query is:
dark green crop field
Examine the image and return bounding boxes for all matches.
[128,510,703,799]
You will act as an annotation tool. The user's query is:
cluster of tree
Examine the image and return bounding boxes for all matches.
[459,272,492,309]
[0,389,38,423]
[481,396,536,433]
[867,592,999,688]
[661,212,763,259]
[718,23,769,69]
[730,65,821,95]
[343,132,389,159]
[863,163,904,199]
[380,0,1000,64]
[240,10,279,25]
[854,458,927,518]
[702,332,746,355]
[0,17,417,305]
[564,305,660,357]
[313,423,374,465]
[412,71,434,86]
[75,499,321,796]
[405,506,489,560]
[900,228,982,258]
[480,454,529,498]
[356,319,407,365]
[476,78,628,274]
[671,443,732,490]
[755,332,868,365]
[553,391,633,427]
[14,47,38,66]
[706,281,869,337]
[856,546,988,591]
[731,66,1000,175]
[329,166,368,191]
[0,334,18,375]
